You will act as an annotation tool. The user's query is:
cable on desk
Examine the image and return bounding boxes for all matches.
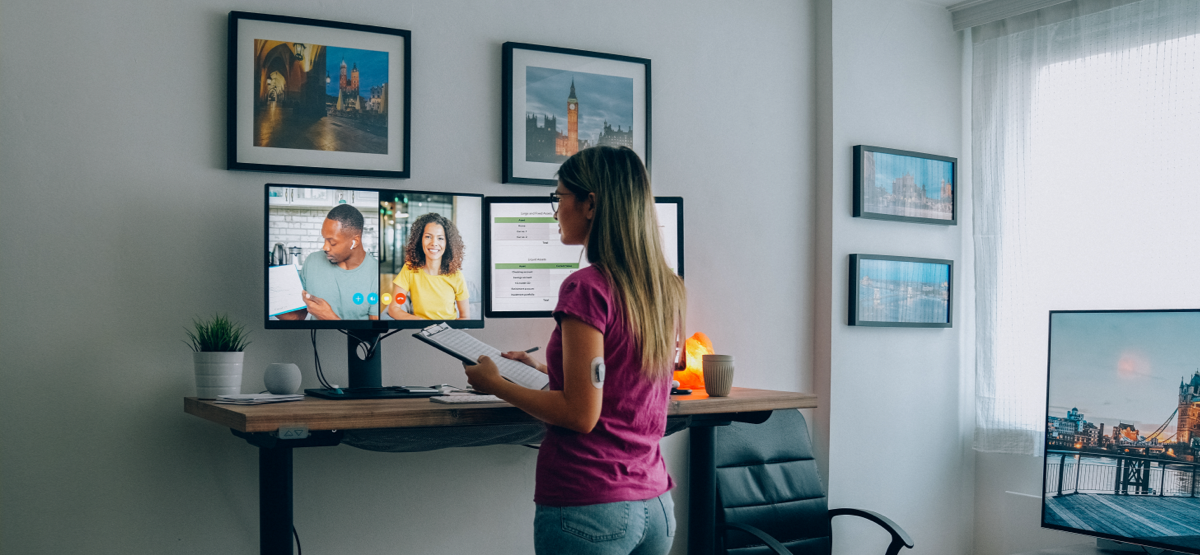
[341,329,402,361]
[293,525,301,555]
[311,330,332,389]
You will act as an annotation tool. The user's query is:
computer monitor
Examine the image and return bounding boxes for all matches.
[264,184,483,391]
[1043,309,1200,554]
[483,196,683,318]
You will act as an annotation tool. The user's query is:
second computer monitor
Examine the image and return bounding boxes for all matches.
[483,196,683,318]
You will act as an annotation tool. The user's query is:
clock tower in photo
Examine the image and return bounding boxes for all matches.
[566,79,579,156]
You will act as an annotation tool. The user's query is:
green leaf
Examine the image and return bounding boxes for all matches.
[184,313,251,352]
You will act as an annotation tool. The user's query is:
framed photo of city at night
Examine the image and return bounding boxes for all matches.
[502,42,650,186]
[848,254,952,327]
[227,12,411,178]
[853,145,956,225]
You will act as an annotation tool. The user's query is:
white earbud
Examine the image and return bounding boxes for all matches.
[351,240,356,248]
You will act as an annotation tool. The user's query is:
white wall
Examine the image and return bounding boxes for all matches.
[0,1,814,553]
[816,1,975,554]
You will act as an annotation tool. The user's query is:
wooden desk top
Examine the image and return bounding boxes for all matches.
[184,387,818,433]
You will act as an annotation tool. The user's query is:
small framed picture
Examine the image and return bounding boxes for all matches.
[502,42,650,186]
[848,254,953,327]
[227,11,410,178]
[853,145,956,225]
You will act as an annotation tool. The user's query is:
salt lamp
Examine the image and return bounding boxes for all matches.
[675,332,713,390]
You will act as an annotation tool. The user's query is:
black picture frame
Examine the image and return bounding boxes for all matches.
[228,12,411,178]
[848,254,953,328]
[853,145,957,225]
[502,42,651,186]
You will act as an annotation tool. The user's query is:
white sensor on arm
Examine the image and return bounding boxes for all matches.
[590,357,605,389]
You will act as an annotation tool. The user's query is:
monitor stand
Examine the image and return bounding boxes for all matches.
[304,330,439,400]
[1097,539,1186,555]
[346,329,382,389]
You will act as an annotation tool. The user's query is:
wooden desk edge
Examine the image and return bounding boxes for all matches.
[185,387,819,433]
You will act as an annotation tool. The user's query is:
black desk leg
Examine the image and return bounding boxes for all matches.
[260,445,293,555]
[689,424,716,555]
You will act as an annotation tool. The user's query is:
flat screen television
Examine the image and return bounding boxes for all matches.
[482,196,683,318]
[1043,309,1200,554]
[264,184,483,392]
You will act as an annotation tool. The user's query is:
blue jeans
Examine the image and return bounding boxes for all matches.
[534,491,676,555]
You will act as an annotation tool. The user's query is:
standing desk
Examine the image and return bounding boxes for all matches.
[185,386,818,555]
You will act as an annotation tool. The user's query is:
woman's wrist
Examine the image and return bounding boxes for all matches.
[489,376,519,398]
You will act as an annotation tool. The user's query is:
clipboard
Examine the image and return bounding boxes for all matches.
[414,323,550,390]
[413,325,477,365]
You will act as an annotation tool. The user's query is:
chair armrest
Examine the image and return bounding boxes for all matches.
[829,508,914,555]
[723,522,792,555]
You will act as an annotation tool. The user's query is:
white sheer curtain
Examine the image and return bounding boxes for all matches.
[972,0,1200,454]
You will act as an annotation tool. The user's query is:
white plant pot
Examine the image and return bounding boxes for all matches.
[194,351,245,399]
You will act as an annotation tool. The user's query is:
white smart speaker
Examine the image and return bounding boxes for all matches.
[263,363,302,395]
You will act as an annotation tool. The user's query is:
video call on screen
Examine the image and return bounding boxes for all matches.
[268,186,483,322]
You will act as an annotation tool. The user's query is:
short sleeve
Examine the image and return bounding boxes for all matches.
[392,267,412,290]
[453,272,469,301]
[552,271,610,334]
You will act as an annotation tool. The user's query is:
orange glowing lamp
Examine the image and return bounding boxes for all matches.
[675,332,713,390]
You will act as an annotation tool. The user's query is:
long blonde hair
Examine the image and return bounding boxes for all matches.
[558,146,686,380]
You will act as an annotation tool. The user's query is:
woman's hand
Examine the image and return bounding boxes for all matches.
[463,355,506,394]
[501,351,548,374]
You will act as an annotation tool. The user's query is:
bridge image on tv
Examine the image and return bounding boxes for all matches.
[1044,311,1200,552]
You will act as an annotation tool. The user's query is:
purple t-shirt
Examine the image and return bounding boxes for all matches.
[534,266,674,507]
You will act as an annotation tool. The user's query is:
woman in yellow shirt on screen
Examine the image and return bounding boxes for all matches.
[387,212,470,320]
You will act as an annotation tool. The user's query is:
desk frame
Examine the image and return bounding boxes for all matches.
[185,387,817,555]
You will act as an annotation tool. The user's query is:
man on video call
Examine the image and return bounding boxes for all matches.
[277,204,378,321]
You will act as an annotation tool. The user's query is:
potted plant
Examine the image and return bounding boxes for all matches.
[185,314,251,399]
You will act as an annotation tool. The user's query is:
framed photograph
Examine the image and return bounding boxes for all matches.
[848,254,953,327]
[853,145,956,225]
[502,42,650,185]
[228,12,410,178]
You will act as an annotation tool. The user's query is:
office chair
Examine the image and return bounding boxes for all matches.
[714,410,914,555]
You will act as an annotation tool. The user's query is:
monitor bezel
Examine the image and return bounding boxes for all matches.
[264,183,485,330]
[482,196,684,319]
[1041,308,1200,554]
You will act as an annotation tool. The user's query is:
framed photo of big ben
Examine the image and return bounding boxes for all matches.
[502,42,651,186]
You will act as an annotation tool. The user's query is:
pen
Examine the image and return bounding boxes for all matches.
[525,347,540,353]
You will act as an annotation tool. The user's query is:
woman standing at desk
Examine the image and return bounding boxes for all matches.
[465,146,686,555]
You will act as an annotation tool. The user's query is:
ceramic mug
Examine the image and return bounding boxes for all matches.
[702,355,735,397]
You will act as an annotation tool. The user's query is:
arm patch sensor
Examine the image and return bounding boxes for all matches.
[590,357,605,388]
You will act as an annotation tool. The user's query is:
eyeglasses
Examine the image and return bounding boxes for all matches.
[549,192,562,215]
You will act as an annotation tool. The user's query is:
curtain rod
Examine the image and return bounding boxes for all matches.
[948,0,1072,31]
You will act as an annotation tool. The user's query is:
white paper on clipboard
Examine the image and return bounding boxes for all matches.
[415,323,550,390]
